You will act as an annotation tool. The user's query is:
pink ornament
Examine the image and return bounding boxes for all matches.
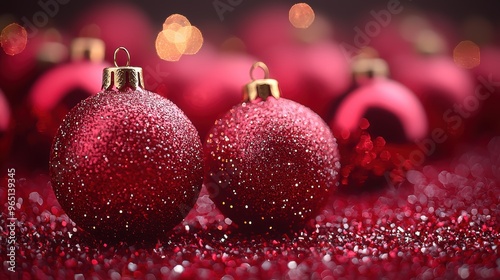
[329,56,428,189]
[29,60,110,137]
[332,77,428,142]
[12,38,111,172]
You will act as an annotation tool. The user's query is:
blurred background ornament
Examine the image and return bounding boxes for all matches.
[8,37,109,173]
[0,27,69,108]
[237,4,350,119]
[329,50,428,190]
[389,29,475,156]
[71,2,155,67]
[204,62,340,233]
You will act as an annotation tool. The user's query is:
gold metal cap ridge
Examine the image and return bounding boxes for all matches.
[244,62,281,101]
[102,47,145,91]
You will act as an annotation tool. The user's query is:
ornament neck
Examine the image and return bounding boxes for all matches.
[102,47,145,91]
[70,37,105,62]
[351,48,389,84]
[243,62,280,101]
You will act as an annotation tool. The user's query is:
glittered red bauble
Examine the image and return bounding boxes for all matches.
[204,63,340,232]
[50,51,203,243]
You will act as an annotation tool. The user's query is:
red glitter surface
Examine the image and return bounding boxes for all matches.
[1,137,499,279]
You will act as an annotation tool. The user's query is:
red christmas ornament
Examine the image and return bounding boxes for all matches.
[204,62,340,233]
[330,54,428,189]
[50,48,203,243]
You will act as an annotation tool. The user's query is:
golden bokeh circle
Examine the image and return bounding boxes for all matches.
[1,23,28,56]
[453,40,480,69]
[289,3,315,29]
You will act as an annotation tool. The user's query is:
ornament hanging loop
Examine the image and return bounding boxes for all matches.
[103,47,145,91]
[244,61,280,102]
[250,62,270,81]
[113,47,131,67]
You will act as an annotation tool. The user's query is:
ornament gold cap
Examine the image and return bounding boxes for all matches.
[351,48,389,83]
[243,62,280,101]
[102,47,145,91]
[71,37,105,62]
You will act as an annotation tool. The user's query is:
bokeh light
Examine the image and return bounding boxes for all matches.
[289,3,315,29]
[1,23,27,56]
[163,14,191,30]
[182,26,203,55]
[155,30,183,61]
[156,14,203,61]
[453,40,481,69]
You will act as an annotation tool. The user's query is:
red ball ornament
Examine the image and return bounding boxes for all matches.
[204,62,340,233]
[50,48,203,244]
[330,55,428,189]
